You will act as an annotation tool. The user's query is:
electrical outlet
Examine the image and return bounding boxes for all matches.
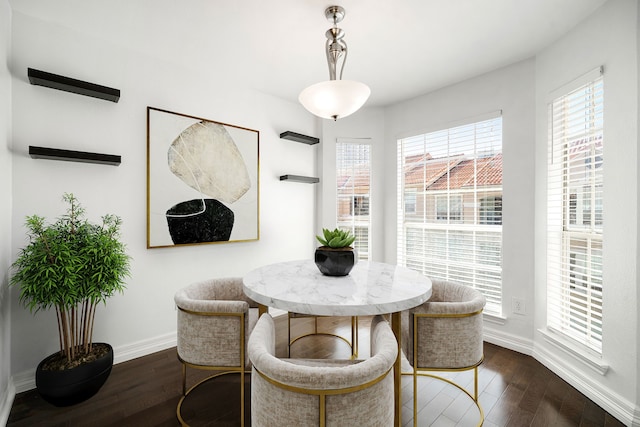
[512,297,526,315]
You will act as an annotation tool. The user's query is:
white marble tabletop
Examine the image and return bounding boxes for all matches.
[243,259,432,316]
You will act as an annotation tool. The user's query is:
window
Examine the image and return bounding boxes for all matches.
[569,185,603,227]
[351,196,369,216]
[337,140,371,260]
[480,196,502,225]
[397,115,503,314]
[404,190,417,214]
[436,195,462,222]
[547,68,603,353]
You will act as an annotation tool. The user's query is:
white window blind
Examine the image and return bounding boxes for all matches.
[397,116,503,314]
[337,140,371,260]
[547,69,603,353]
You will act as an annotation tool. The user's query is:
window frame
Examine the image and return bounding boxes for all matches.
[397,114,503,315]
[351,195,370,217]
[435,194,462,222]
[479,195,502,225]
[546,67,604,353]
[336,139,372,261]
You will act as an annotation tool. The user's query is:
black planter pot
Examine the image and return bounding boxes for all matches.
[35,343,114,407]
[314,247,357,276]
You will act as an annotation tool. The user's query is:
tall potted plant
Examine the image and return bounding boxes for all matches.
[10,193,131,406]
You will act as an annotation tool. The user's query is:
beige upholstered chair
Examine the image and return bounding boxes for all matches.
[249,313,397,427]
[402,279,486,427]
[174,277,259,427]
[288,313,358,358]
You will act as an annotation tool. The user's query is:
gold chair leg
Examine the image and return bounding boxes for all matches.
[177,370,249,426]
[351,316,359,358]
[391,311,402,427]
[351,316,356,358]
[240,369,245,427]
[354,316,360,357]
[319,394,326,427]
[287,314,292,357]
[413,369,418,427]
[181,363,187,396]
[403,367,485,427]
[474,365,479,401]
[475,366,484,425]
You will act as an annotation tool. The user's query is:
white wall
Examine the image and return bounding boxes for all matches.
[533,0,638,423]
[381,1,639,422]
[0,0,13,422]
[637,4,640,423]
[8,8,319,388]
[384,59,537,349]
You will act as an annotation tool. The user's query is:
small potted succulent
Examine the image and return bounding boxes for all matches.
[314,228,357,276]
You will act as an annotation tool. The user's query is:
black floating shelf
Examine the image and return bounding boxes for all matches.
[279,131,319,145]
[29,146,121,166]
[279,174,319,184]
[28,68,120,103]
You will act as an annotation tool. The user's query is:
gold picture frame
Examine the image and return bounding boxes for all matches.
[146,107,259,248]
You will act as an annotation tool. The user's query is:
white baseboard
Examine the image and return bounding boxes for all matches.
[12,332,178,394]
[0,380,16,427]
[483,324,534,355]
[12,368,34,394]
[483,325,637,425]
[112,331,177,365]
[533,344,636,426]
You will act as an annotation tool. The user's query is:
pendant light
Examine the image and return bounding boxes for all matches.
[298,6,370,121]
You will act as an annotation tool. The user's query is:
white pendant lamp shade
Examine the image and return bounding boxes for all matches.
[299,80,371,120]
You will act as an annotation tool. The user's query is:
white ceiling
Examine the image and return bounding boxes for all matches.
[10,0,608,108]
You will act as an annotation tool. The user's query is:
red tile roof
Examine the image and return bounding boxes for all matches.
[404,155,464,188]
[337,165,371,192]
[336,152,503,192]
[402,152,502,191]
[428,153,502,190]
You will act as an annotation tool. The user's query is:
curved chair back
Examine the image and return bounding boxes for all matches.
[401,279,486,427]
[403,279,485,369]
[249,314,397,427]
[174,277,259,426]
[175,277,258,368]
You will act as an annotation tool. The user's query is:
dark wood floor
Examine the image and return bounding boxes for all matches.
[8,315,626,427]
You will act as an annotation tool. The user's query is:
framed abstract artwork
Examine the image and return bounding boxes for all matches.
[146,107,259,248]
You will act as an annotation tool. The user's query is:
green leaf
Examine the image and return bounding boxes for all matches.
[316,235,328,246]
[9,193,131,358]
[316,227,356,248]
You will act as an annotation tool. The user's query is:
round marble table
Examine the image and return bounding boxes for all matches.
[243,259,432,316]
[243,259,432,427]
